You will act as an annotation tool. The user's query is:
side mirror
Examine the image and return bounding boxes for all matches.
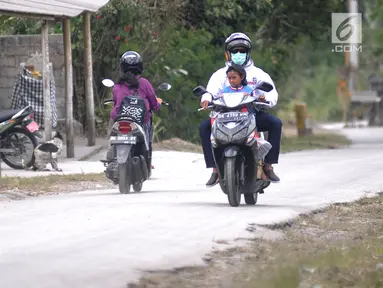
[102,79,115,88]
[193,85,207,97]
[158,83,172,91]
[256,81,273,92]
[103,99,113,105]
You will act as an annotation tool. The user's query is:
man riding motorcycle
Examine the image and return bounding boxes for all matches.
[199,32,282,187]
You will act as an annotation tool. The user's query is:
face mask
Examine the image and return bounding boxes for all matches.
[231,52,247,65]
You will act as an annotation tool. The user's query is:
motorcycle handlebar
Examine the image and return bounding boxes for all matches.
[103,99,170,106]
[161,101,170,106]
[197,100,270,112]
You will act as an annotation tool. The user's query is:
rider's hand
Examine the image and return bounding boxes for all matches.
[258,94,266,102]
[157,97,163,104]
[201,100,209,110]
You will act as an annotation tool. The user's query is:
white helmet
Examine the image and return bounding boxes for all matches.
[224,32,252,66]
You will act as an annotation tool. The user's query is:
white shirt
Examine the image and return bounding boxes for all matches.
[200,60,279,108]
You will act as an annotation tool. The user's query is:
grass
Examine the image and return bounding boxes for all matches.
[153,132,351,155]
[128,194,383,288]
[238,195,383,288]
[280,133,351,153]
[153,138,203,153]
[0,173,110,195]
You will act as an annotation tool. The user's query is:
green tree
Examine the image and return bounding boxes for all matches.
[0,0,351,140]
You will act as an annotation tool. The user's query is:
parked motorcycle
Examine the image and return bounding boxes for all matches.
[101,78,171,194]
[193,81,274,207]
[0,106,42,169]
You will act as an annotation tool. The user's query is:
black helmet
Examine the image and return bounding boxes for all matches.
[120,51,143,75]
[224,32,252,66]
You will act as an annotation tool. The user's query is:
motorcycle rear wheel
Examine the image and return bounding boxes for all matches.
[244,193,258,205]
[0,127,37,169]
[133,181,143,192]
[118,162,131,194]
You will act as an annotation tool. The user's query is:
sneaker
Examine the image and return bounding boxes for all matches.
[206,173,219,187]
[263,164,280,183]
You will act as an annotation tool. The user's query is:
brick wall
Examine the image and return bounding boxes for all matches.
[0,34,65,117]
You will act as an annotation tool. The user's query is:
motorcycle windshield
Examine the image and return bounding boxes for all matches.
[212,92,254,108]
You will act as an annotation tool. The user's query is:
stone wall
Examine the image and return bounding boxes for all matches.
[0,34,65,117]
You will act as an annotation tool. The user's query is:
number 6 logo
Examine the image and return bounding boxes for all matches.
[331,13,362,44]
[336,15,357,42]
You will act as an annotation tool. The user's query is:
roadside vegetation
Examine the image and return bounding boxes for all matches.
[1,0,381,140]
[128,194,383,288]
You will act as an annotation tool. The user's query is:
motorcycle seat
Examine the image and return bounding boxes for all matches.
[0,109,22,122]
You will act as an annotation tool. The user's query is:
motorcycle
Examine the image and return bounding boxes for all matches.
[0,105,42,169]
[193,81,274,207]
[101,78,171,194]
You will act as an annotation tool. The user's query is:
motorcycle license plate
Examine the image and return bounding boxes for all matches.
[110,135,136,144]
[217,112,247,122]
[26,121,39,132]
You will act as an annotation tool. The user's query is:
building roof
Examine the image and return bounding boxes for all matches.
[0,0,110,18]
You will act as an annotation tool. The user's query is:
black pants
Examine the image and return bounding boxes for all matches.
[199,111,282,168]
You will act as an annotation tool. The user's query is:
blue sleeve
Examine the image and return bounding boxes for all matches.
[244,86,253,94]
[221,86,231,93]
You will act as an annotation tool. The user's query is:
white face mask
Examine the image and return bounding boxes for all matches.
[231,52,247,65]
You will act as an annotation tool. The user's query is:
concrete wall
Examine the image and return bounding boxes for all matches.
[0,34,65,117]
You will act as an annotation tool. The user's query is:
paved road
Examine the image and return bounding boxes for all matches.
[0,127,382,288]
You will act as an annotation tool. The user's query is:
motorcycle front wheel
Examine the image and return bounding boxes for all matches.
[224,157,241,207]
[0,127,37,169]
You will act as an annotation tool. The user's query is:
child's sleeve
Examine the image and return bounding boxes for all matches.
[245,86,254,94]
[221,86,230,93]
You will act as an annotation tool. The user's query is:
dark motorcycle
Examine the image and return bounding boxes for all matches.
[193,81,274,207]
[0,106,42,169]
[101,79,171,194]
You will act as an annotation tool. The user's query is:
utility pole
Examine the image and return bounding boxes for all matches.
[348,0,359,93]
[41,20,52,141]
[64,18,74,158]
[344,0,359,125]
[83,12,96,146]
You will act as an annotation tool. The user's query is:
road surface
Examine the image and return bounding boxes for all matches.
[0,127,382,288]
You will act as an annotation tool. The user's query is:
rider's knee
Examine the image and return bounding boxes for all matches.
[271,116,282,130]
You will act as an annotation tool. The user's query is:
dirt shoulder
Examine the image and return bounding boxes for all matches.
[0,173,112,201]
[128,194,383,288]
